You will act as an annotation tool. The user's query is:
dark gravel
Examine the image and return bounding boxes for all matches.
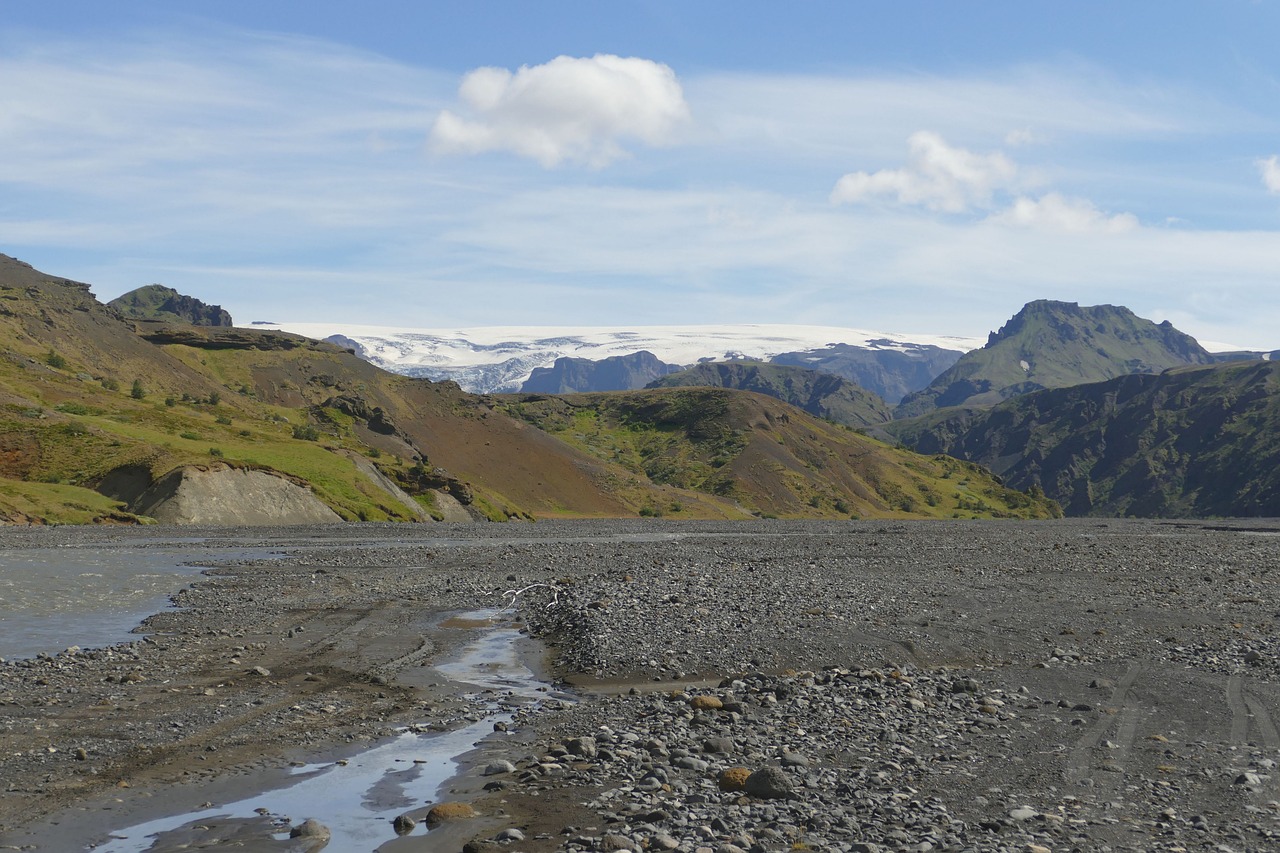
[0,518,1278,853]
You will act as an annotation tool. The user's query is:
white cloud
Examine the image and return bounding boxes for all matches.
[830,132,1019,212]
[3,27,1279,347]
[429,54,691,168]
[1259,155,1280,194]
[991,192,1139,234]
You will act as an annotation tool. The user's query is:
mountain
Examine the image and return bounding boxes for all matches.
[0,254,1053,524]
[1211,349,1280,364]
[647,361,892,430]
[895,300,1216,418]
[521,350,681,393]
[109,284,234,327]
[502,388,1059,520]
[769,340,963,403]
[259,321,982,394]
[888,360,1280,517]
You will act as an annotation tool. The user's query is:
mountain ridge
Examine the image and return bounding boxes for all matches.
[888,360,1280,517]
[522,350,682,393]
[647,361,893,430]
[895,300,1217,417]
[0,254,1054,524]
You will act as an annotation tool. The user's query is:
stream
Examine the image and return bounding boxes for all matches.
[90,609,557,852]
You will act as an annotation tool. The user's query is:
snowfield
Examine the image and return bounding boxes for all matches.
[256,322,986,393]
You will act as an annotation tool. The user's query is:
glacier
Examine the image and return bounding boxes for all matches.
[255,322,985,394]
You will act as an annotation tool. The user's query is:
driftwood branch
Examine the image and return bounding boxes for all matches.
[498,582,560,612]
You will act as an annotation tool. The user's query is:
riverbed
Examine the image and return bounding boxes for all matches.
[3,519,1280,852]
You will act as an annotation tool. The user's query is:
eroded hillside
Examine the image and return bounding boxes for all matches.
[0,254,1057,524]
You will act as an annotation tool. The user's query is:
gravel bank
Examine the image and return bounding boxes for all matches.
[1,519,1278,852]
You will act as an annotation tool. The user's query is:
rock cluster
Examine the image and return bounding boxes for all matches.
[501,671,1071,852]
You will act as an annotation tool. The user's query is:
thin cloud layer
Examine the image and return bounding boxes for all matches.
[430,54,691,167]
[830,131,1019,212]
[2,26,1279,347]
[1259,156,1280,194]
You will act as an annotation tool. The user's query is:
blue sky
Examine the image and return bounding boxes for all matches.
[3,1,1279,348]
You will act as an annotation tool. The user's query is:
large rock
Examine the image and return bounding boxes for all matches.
[744,766,794,799]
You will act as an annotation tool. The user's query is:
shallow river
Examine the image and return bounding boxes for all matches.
[0,543,228,659]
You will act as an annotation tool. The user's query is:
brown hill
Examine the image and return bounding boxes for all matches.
[501,388,1059,519]
[0,254,1056,523]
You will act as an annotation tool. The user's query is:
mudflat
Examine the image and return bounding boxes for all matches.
[1,519,1278,852]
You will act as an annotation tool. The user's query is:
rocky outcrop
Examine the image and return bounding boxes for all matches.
[341,452,436,522]
[123,464,341,525]
[131,323,346,352]
[109,284,233,327]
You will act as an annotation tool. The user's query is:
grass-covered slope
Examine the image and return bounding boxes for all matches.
[895,300,1215,418]
[0,253,1058,524]
[889,360,1280,517]
[502,388,1061,519]
[0,254,646,522]
[647,361,893,429]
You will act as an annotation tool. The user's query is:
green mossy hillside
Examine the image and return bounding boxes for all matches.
[504,388,1060,520]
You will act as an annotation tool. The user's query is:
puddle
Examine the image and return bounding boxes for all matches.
[90,609,557,852]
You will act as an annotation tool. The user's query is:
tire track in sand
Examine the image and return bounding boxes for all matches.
[1066,661,1146,789]
[1226,673,1280,798]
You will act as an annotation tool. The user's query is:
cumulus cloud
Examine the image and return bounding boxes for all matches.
[830,131,1018,212]
[991,192,1139,234]
[430,54,691,168]
[1259,155,1280,194]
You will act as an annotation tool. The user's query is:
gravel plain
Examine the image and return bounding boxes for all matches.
[1,518,1279,852]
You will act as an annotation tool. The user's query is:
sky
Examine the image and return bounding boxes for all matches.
[3,1,1279,349]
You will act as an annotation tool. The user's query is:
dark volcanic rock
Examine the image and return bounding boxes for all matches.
[109,284,233,326]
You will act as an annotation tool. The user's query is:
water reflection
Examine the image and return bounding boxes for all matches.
[93,610,553,852]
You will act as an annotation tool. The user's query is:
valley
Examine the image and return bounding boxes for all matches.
[1,252,1278,522]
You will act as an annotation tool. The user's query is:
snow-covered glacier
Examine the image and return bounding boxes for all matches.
[255,322,984,394]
